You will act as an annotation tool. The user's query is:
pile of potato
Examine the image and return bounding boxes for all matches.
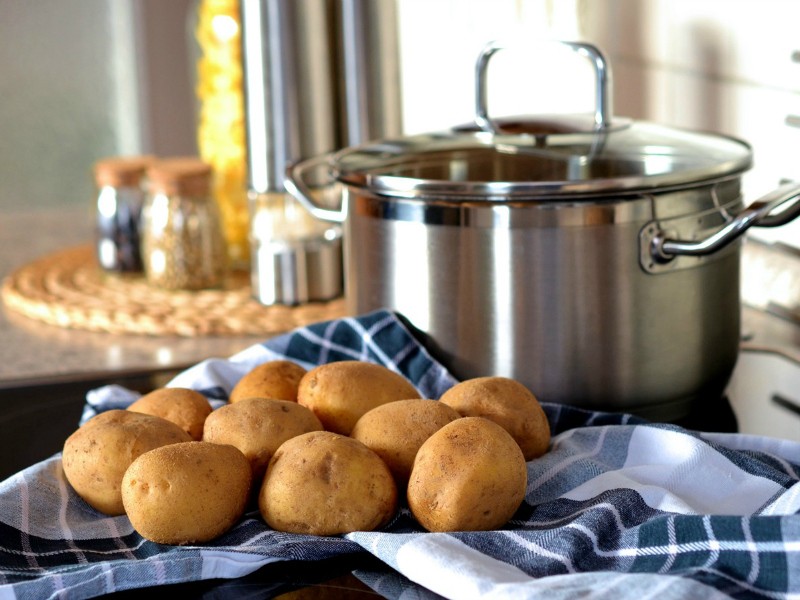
[61,359,551,545]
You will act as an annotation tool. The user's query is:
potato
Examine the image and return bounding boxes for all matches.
[62,410,192,516]
[350,399,461,489]
[439,376,551,460]
[259,431,397,535]
[122,441,251,545]
[229,360,307,403]
[202,397,323,482]
[297,361,421,435]
[407,417,527,532]
[127,387,212,441]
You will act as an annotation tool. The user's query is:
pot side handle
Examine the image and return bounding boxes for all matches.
[650,181,800,262]
[284,155,347,223]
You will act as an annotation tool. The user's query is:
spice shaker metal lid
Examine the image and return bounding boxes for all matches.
[251,231,343,306]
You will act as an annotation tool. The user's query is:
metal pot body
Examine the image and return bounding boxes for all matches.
[341,177,744,421]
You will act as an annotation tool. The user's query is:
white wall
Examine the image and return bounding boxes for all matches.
[0,0,196,212]
[580,0,800,248]
[0,0,119,210]
[396,0,587,134]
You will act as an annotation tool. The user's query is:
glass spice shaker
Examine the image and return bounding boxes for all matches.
[93,156,153,272]
[249,190,343,305]
[140,157,227,290]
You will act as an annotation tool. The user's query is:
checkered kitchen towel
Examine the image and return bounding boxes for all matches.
[1,310,799,599]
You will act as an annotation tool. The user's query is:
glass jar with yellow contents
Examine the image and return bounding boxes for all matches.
[192,0,249,270]
[140,158,227,290]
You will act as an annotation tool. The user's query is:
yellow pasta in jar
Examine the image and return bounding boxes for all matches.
[194,0,249,270]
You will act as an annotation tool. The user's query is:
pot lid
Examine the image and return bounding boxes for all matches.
[333,119,753,200]
[330,41,753,200]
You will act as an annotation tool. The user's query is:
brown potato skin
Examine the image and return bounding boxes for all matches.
[350,399,461,489]
[229,360,307,403]
[297,361,421,435]
[122,441,251,545]
[62,410,192,516]
[127,387,212,441]
[407,417,527,532]
[202,397,323,482]
[439,376,551,460]
[259,431,398,536]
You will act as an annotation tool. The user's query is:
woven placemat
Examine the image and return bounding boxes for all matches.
[1,244,347,337]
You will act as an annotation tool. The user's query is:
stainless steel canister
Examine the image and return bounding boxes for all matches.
[240,0,402,305]
[240,0,342,305]
[336,0,403,146]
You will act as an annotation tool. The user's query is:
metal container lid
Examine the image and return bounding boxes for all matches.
[331,121,752,200]
[328,41,753,201]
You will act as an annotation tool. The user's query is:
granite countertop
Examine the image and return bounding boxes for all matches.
[1,206,799,389]
[0,206,270,388]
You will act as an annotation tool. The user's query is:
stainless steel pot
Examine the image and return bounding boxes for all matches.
[286,41,800,421]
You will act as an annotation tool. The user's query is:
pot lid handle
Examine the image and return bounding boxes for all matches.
[474,40,614,133]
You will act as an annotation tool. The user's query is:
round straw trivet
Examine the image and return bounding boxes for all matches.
[1,245,347,337]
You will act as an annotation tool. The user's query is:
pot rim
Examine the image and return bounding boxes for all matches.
[329,123,754,201]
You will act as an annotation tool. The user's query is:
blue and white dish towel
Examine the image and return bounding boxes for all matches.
[1,310,799,599]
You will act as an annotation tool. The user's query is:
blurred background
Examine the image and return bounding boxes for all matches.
[1,0,798,247]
